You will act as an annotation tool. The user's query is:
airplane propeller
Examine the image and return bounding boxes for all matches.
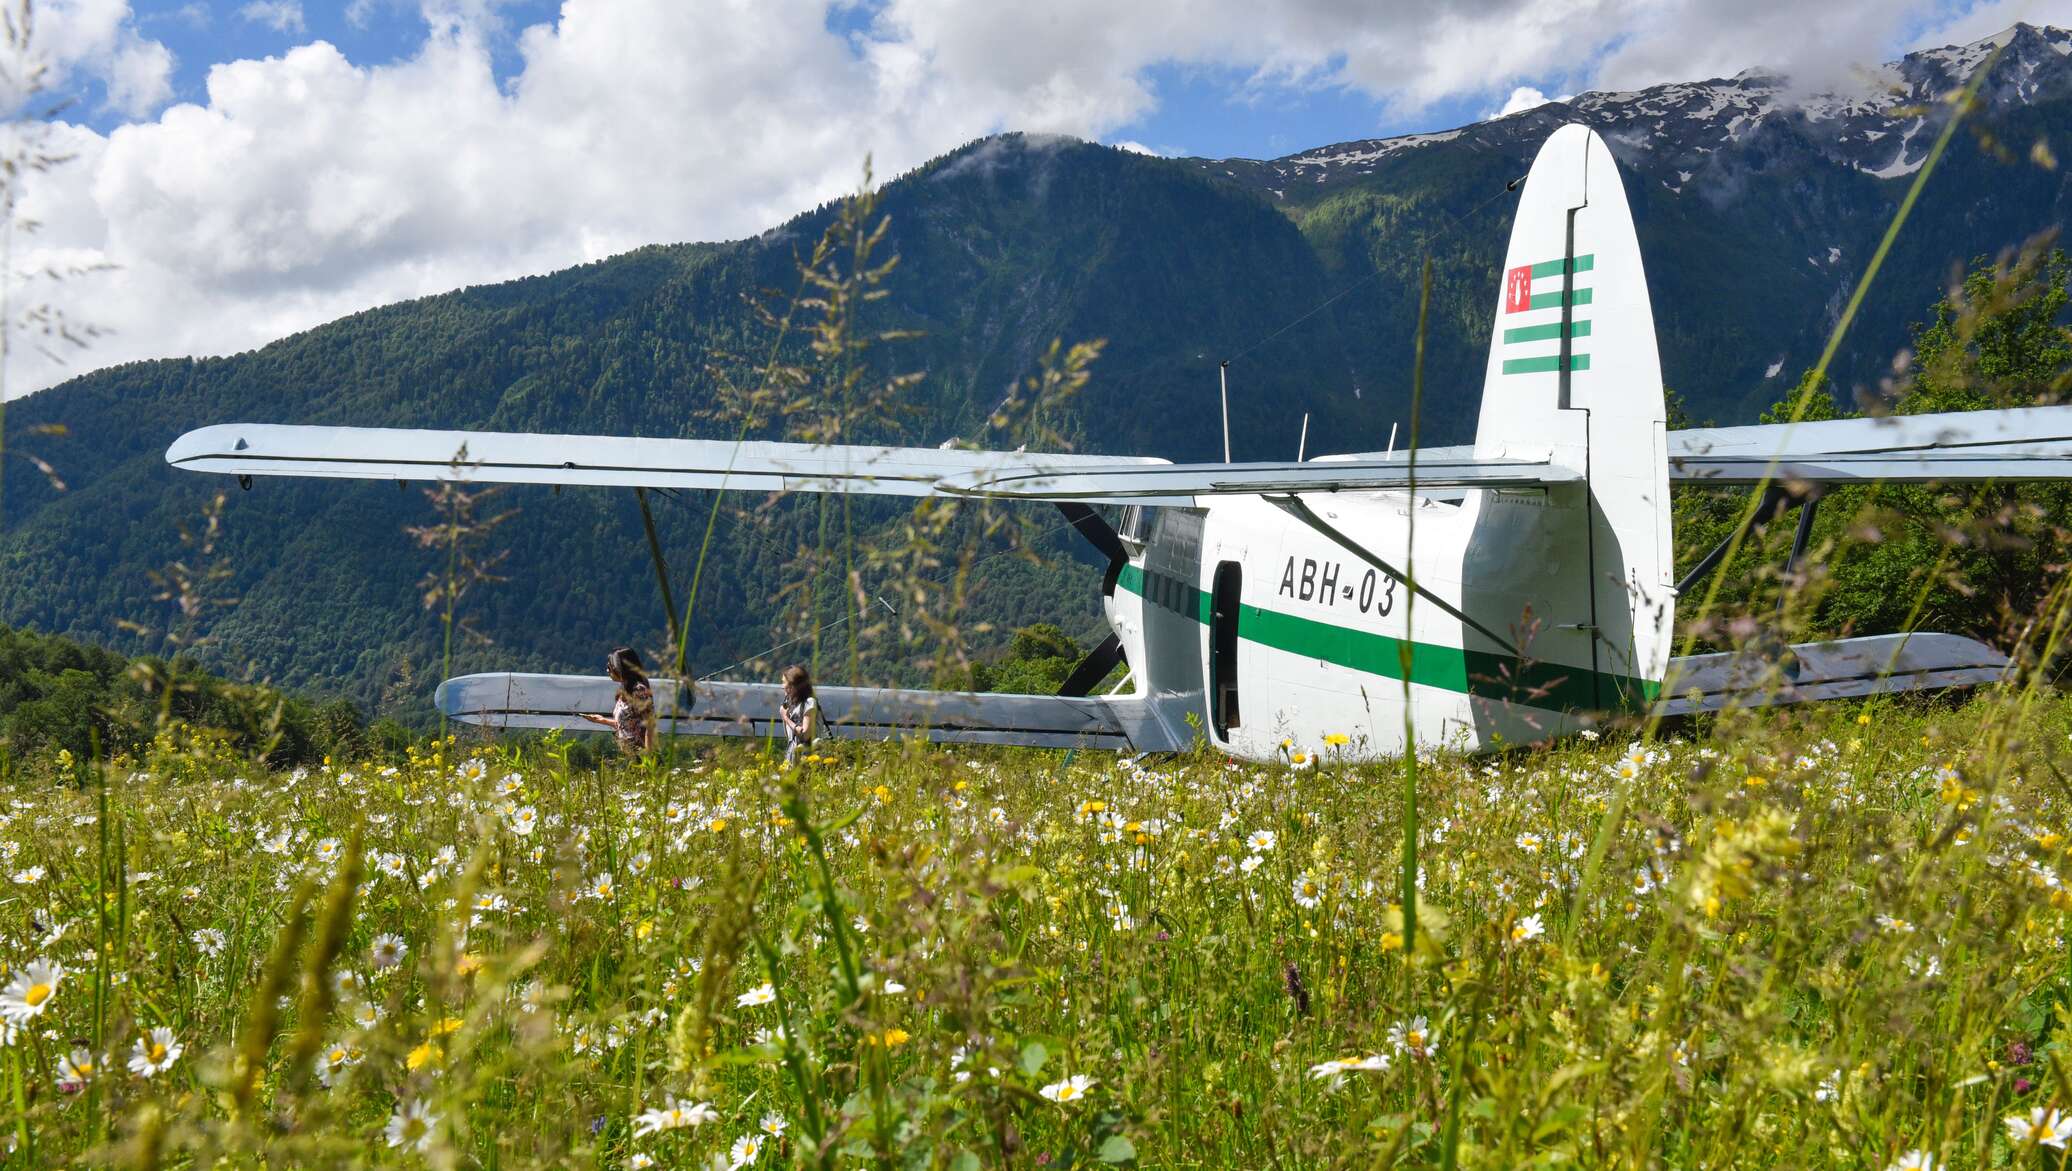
[1054,503,1129,696]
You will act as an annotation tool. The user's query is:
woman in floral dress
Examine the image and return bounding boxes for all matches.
[581,647,656,756]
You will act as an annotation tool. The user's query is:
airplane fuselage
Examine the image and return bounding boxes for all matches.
[1107,483,1652,760]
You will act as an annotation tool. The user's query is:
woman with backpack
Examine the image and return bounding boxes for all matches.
[779,664,820,765]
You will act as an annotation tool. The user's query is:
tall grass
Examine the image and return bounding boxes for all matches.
[3,693,2072,1167]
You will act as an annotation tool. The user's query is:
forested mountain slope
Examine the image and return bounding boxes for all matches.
[4,25,2069,714]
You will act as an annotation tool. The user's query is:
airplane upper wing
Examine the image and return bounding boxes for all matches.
[166,423,1579,506]
[165,423,1163,496]
[168,407,2072,503]
[1666,406,2072,483]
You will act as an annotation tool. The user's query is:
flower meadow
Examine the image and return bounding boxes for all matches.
[6,697,2072,1169]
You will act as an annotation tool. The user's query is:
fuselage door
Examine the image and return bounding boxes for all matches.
[1210,561,1243,738]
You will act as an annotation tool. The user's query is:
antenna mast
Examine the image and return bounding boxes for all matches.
[1219,360,1232,463]
[1297,413,1310,461]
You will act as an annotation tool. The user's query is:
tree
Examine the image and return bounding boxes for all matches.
[1672,243,2072,654]
[967,623,1084,695]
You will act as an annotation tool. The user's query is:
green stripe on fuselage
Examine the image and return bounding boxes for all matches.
[1118,564,1657,710]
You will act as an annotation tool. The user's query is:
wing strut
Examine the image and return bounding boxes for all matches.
[1779,491,1823,611]
[1674,484,1800,595]
[1057,631,1126,697]
[635,487,682,647]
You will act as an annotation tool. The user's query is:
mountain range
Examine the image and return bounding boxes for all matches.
[4,23,2070,716]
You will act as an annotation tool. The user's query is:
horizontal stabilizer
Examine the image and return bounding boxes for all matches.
[1668,406,2072,483]
[1654,632,2007,716]
[434,673,1196,753]
[933,455,1582,502]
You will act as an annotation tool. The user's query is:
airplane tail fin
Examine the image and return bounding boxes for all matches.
[1474,124,1674,707]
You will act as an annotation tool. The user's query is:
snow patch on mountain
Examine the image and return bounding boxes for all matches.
[1186,23,2072,197]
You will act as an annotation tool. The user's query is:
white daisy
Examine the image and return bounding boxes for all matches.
[633,1096,717,1135]
[370,933,408,970]
[1388,1016,1438,1060]
[1510,913,1546,943]
[317,1040,360,1087]
[385,1099,440,1152]
[0,959,62,1023]
[55,1047,96,1091]
[2005,1107,2072,1149]
[1292,873,1323,909]
[126,1027,183,1078]
[1039,1073,1096,1103]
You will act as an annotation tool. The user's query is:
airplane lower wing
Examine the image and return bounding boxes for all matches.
[443,632,2001,754]
[434,673,1198,753]
[166,423,1579,507]
[1666,406,2072,483]
[1654,632,2008,716]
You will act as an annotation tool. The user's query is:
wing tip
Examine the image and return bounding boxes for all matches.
[165,424,234,467]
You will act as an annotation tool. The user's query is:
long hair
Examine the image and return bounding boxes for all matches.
[782,664,814,703]
[607,646,649,695]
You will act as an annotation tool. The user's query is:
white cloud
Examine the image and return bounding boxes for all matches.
[1495,86,1550,117]
[29,0,175,119]
[1109,139,1162,155]
[101,32,171,116]
[237,1,306,34]
[5,0,2062,398]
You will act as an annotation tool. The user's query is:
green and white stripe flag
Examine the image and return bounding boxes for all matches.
[1498,254,1593,375]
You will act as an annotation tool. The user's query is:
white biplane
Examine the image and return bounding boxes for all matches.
[165,125,2072,760]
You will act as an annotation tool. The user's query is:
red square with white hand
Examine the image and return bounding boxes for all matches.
[1503,264,1533,314]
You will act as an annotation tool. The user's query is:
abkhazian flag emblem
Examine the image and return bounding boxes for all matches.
[1499,254,1594,376]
